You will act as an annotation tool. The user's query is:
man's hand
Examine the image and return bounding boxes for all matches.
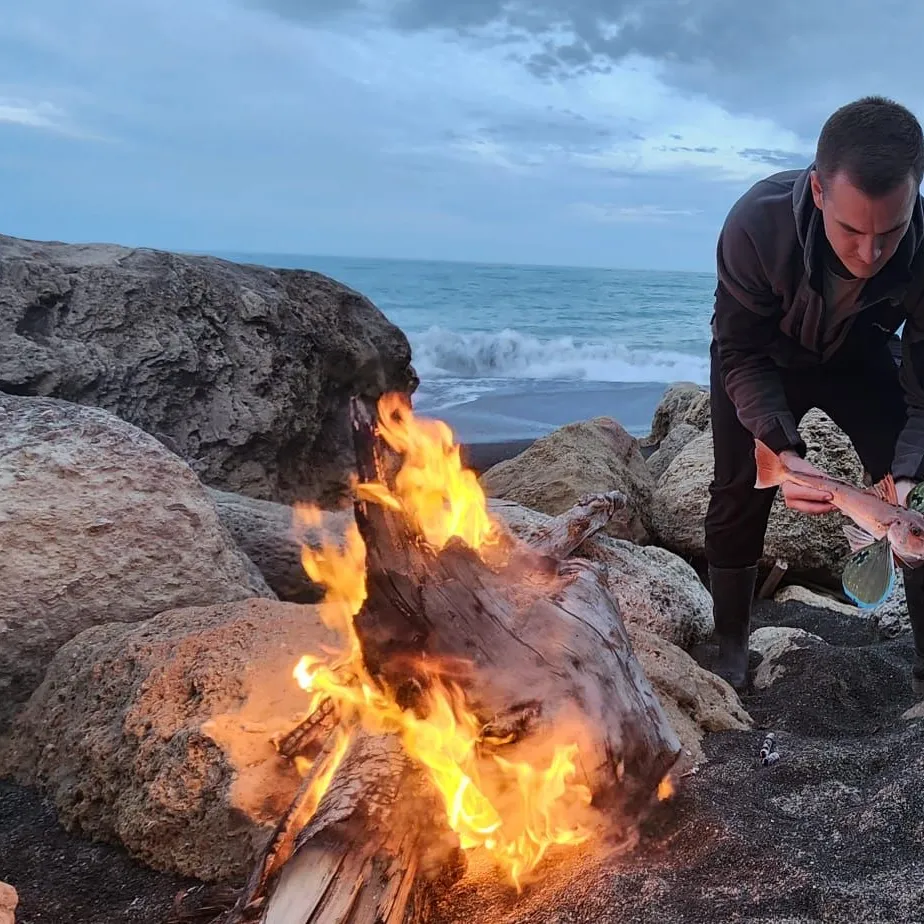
[778,450,836,515]
[896,478,917,507]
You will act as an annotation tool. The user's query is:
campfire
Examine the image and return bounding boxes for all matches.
[222,393,681,924]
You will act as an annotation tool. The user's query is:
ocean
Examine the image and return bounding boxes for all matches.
[220,253,717,444]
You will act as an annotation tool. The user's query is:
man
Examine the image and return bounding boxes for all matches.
[704,95,924,692]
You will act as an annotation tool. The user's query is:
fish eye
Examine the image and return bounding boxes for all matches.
[912,525,924,538]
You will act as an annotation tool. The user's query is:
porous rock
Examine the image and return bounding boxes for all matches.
[0,233,416,505]
[871,581,910,639]
[626,627,751,767]
[641,382,710,448]
[0,393,272,731]
[0,599,335,882]
[646,422,700,481]
[773,584,859,616]
[653,408,864,586]
[480,417,657,544]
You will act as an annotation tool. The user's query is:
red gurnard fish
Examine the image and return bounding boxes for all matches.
[754,439,924,608]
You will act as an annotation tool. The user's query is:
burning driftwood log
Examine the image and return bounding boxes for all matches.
[218,394,682,924]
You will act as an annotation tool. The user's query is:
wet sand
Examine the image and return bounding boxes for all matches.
[429,381,669,446]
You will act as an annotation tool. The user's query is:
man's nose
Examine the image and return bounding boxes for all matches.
[858,235,883,264]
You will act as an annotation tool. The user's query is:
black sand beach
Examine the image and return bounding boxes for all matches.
[453,382,668,473]
[432,381,671,445]
[5,597,924,924]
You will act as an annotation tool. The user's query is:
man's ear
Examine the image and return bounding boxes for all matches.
[810,169,824,210]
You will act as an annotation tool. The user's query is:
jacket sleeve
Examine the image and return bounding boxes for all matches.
[713,211,807,457]
[893,280,924,481]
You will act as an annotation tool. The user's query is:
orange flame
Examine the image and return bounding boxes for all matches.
[291,394,593,889]
[355,392,499,553]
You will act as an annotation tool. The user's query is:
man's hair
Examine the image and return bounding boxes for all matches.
[815,95,924,197]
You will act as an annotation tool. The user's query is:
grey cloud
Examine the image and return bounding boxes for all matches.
[474,107,616,150]
[664,145,719,155]
[242,0,364,19]
[251,0,924,136]
[739,148,807,168]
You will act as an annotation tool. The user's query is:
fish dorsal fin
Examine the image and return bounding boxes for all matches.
[843,523,877,553]
[869,473,899,505]
[842,537,895,609]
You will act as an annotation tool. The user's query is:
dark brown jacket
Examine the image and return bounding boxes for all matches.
[713,163,924,480]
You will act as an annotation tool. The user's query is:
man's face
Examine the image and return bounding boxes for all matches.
[810,168,918,278]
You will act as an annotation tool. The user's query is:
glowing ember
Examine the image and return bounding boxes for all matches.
[291,394,594,890]
[657,774,675,802]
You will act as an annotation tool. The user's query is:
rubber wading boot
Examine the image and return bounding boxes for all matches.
[708,563,758,691]
[901,565,924,696]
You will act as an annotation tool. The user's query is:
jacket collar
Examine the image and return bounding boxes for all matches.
[792,162,924,293]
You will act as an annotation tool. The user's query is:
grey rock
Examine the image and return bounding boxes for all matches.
[0,233,416,505]
[641,382,710,448]
[872,581,909,639]
[646,422,700,481]
[206,487,353,603]
[0,598,337,882]
[749,626,825,690]
[0,393,272,730]
[480,417,657,544]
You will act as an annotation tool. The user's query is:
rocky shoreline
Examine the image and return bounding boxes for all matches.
[1,233,921,924]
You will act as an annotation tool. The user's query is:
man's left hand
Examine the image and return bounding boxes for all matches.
[896,478,917,507]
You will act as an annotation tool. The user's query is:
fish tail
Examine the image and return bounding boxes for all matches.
[754,439,786,490]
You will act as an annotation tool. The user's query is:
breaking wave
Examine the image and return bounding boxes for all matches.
[410,327,709,385]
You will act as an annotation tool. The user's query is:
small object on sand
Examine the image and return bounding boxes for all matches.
[758,732,780,766]
[758,732,776,760]
[0,880,18,924]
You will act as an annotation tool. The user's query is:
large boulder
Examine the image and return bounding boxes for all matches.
[576,535,714,649]
[480,417,657,544]
[627,627,751,767]
[641,382,710,448]
[0,233,416,505]
[646,422,700,482]
[488,498,714,650]
[652,408,864,586]
[0,599,333,882]
[0,393,271,731]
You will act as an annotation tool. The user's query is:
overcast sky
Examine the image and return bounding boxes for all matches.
[2,0,922,271]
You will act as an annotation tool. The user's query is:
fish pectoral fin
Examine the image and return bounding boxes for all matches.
[842,537,896,609]
[843,523,877,553]
[869,473,899,506]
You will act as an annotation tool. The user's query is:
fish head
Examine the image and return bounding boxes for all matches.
[887,512,924,566]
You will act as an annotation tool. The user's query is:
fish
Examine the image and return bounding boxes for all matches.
[753,439,924,608]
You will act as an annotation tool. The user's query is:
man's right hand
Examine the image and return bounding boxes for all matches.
[778,450,836,515]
